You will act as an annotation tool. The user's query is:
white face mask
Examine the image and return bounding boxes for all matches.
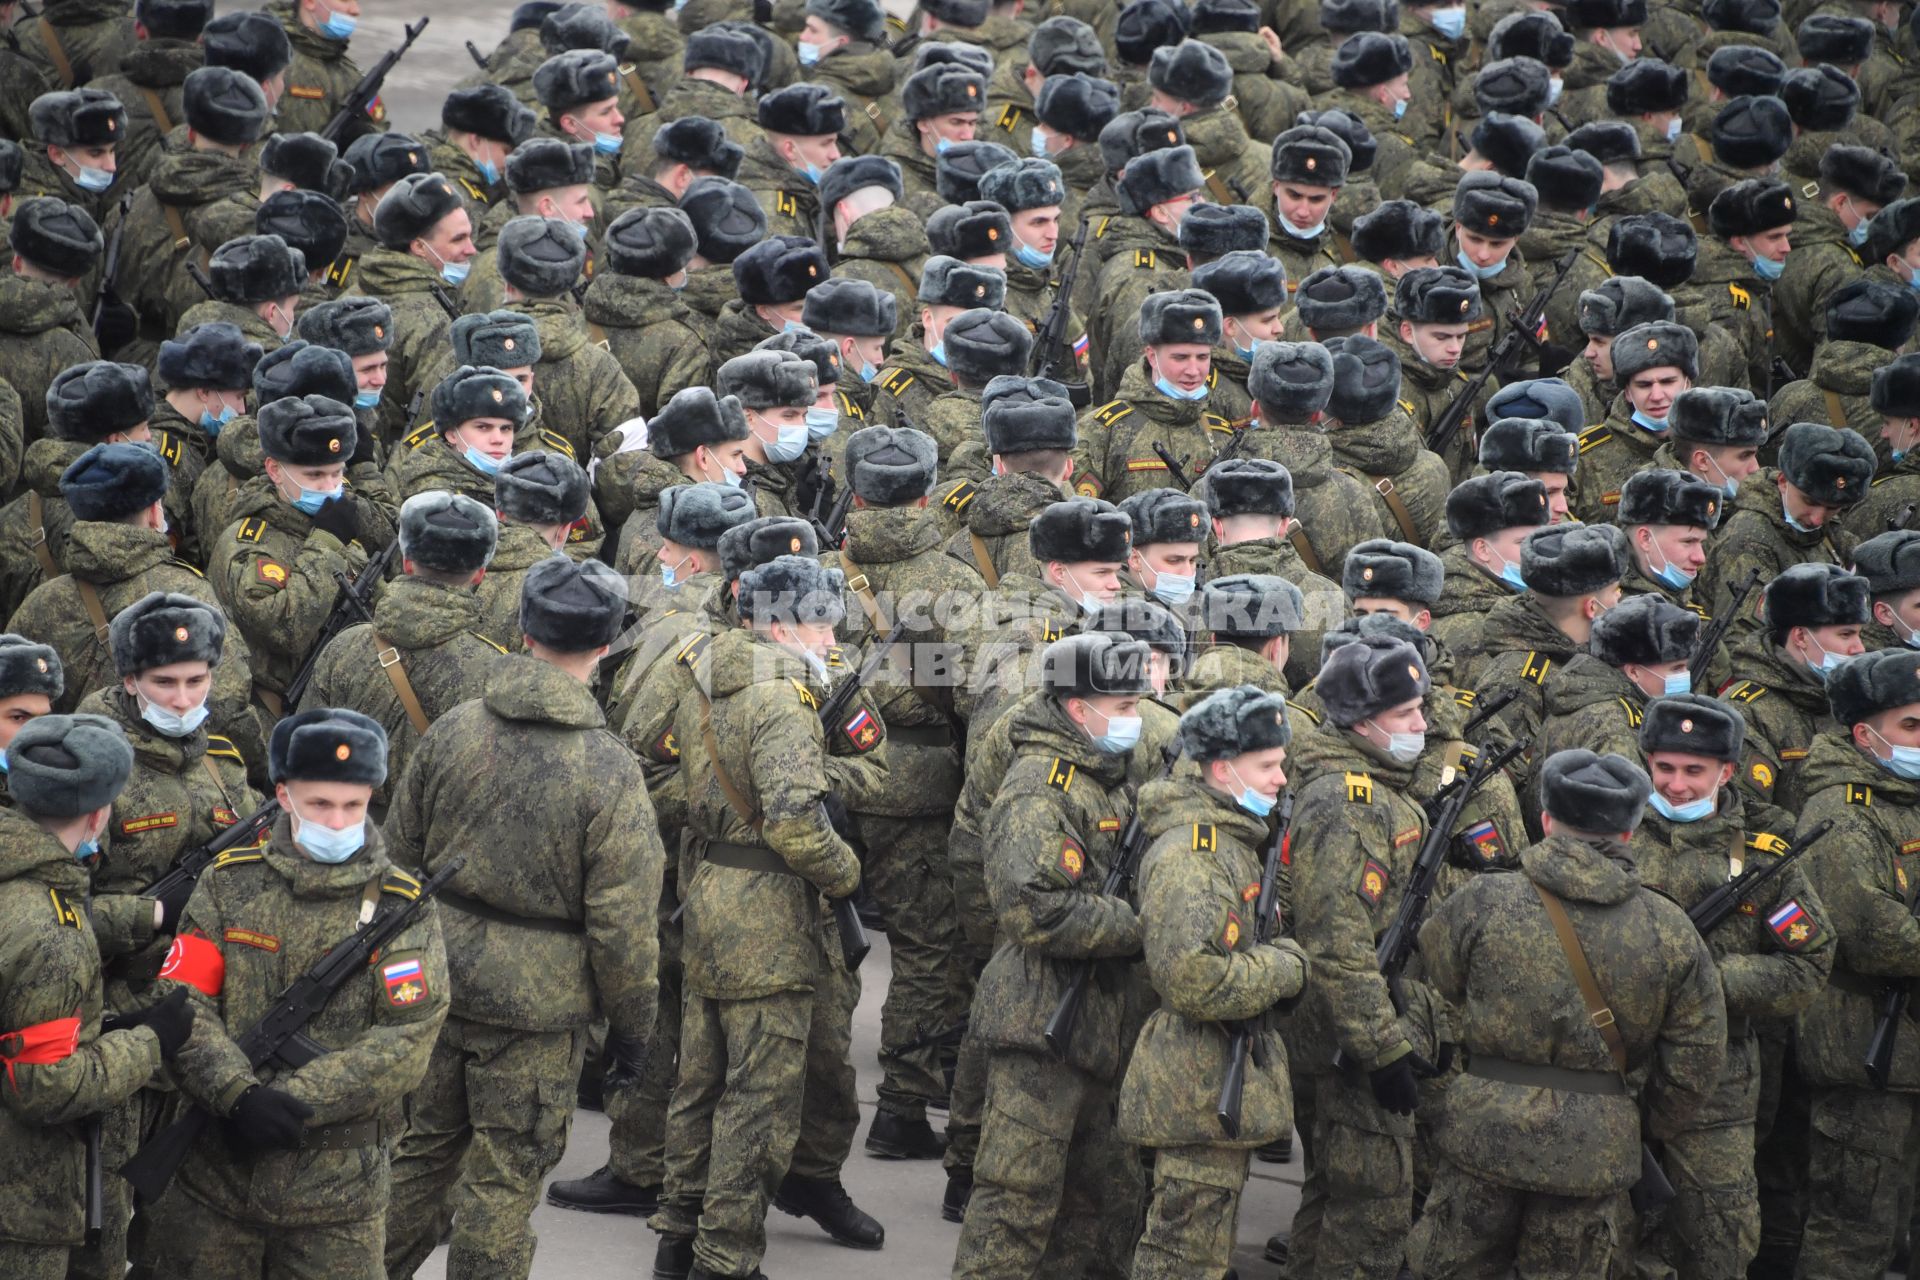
[137,690,210,738]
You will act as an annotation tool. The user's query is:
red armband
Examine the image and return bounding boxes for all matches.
[0,1010,81,1092]
[159,931,225,998]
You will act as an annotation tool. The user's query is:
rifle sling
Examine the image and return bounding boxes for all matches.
[969,532,999,588]
[1532,881,1631,1082]
[1285,527,1323,576]
[374,633,431,736]
[37,20,74,87]
[256,685,285,719]
[161,202,192,253]
[75,578,110,645]
[26,491,56,576]
[695,687,765,833]
[1822,389,1849,431]
[841,549,945,716]
[1203,171,1236,207]
[883,260,917,300]
[1367,474,1420,544]
[139,86,173,136]
[620,64,655,114]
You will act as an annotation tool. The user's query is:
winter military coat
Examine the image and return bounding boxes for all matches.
[343,247,459,447]
[1381,329,1497,483]
[1840,455,1920,547]
[1266,423,1391,580]
[265,1,385,139]
[1172,642,1289,711]
[1458,592,1582,782]
[939,468,1067,586]
[1428,540,1518,658]
[0,270,98,449]
[390,430,605,557]
[1719,628,1844,816]
[1697,469,1853,626]
[1532,654,1653,822]
[89,37,200,190]
[1208,535,1348,689]
[1568,394,1666,525]
[116,142,261,347]
[471,521,557,653]
[833,207,929,342]
[1087,217,1192,403]
[1773,204,1869,374]
[621,75,765,167]
[955,572,1086,733]
[1768,340,1884,449]
[1072,365,1237,504]
[808,42,895,157]
[580,271,710,421]
[0,436,87,622]
[738,136,823,243]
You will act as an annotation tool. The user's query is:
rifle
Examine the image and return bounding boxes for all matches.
[811,482,855,551]
[320,17,429,143]
[1217,793,1294,1138]
[283,539,398,710]
[1867,880,1920,1089]
[1152,442,1194,491]
[1153,423,1257,494]
[1425,248,1580,460]
[1459,687,1518,740]
[1031,217,1092,408]
[1332,735,1527,1074]
[119,854,463,1204]
[464,39,488,69]
[1686,820,1831,936]
[186,260,216,300]
[1892,502,1917,533]
[1689,567,1761,692]
[1044,743,1180,1060]
[91,190,134,341]
[139,798,282,909]
[429,283,462,320]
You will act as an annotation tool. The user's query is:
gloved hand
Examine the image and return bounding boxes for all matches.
[226,1085,315,1154]
[349,419,377,467]
[602,1033,649,1092]
[119,987,193,1059]
[306,491,360,545]
[94,298,138,356]
[1368,1052,1424,1117]
[154,876,195,932]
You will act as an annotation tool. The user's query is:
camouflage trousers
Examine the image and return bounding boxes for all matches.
[1793,1084,1920,1280]
[0,1243,67,1280]
[1637,1032,1762,1280]
[65,1085,167,1280]
[605,911,683,1186]
[149,1193,385,1279]
[1287,1070,1415,1280]
[383,1017,588,1280]
[943,952,992,1181]
[859,812,962,1121]
[1752,1022,1809,1280]
[1131,1143,1253,1279]
[950,1048,1143,1280]
[1405,1154,1628,1279]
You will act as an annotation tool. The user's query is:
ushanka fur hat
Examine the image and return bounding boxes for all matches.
[1180,685,1291,760]
[0,633,61,700]
[1342,538,1443,604]
[1538,750,1652,834]
[655,482,757,550]
[1317,633,1430,727]
[269,707,385,786]
[844,426,940,505]
[7,714,131,818]
[1828,647,1920,727]
[1030,498,1133,563]
[494,450,589,527]
[520,556,628,650]
[1638,693,1745,761]
[1589,594,1699,667]
[397,490,499,574]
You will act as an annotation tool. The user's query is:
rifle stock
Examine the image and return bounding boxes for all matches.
[1217,794,1293,1138]
[1425,249,1580,458]
[139,799,282,906]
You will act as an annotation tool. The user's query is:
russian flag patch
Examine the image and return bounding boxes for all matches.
[381,956,429,1007]
[1465,820,1506,864]
[1767,900,1818,951]
[843,707,880,753]
[1071,333,1090,360]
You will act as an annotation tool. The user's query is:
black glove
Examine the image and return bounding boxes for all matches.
[306,491,360,545]
[154,876,195,933]
[602,1033,649,1092]
[1368,1053,1423,1117]
[349,418,377,467]
[226,1085,315,1154]
[119,987,193,1059]
[94,298,138,355]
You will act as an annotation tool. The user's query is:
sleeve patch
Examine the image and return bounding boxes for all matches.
[1097,817,1121,833]
[212,807,237,826]
[160,930,225,996]
[1357,857,1390,906]
[651,728,679,760]
[1766,900,1819,950]
[1392,826,1421,849]
[1125,457,1170,472]
[1901,838,1920,855]
[842,707,881,752]
[120,813,178,835]
[381,954,430,1007]
[222,928,280,953]
[288,84,325,100]
[1222,910,1242,950]
[1464,819,1506,863]
[1073,476,1103,498]
[1058,836,1085,880]
[255,559,288,587]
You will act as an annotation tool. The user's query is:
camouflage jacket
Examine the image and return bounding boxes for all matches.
[1566,358,1615,436]
[1768,340,1883,448]
[1209,30,1310,144]
[832,206,929,344]
[1459,591,1582,777]
[1568,393,1666,525]
[808,42,894,157]
[1207,535,1349,689]
[190,411,267,560]
[1087,218,1191,404]
[117,144,261,346]
[605,448,696,572]
[1326,406,1451,548]
[869,329,953,429]
[1002,255,1088,385]
[390,429,603,558]
[1694,238,1776,395]
[1072,363,1235,504]
[0,374,19,499]
[0,39,54,144]
[1531,653,1652,827]
[939,468,1067,587]
[956,571,1087,735]
[0,270,99,450]
[621,75,765,168]
[1697,469,1853,627]
[0,436,88,622]
[88,38,200,191]
[164,825,444,1227]
[737,135,822,242]
[1616,552,1731,692]
[918,386,987,467]
[1841,452,1920,547]
[610,574,729,834]
[1429,539,1521,658]
[1171,641,1290,712]
[267,2,385,140]
[1267,423,1392,581]
[1719,628,1841,816]
[1773,205,1867,375]
[1669,280,1754,394]
[1380,329,1496,483]
[384,654,661,1038]
[148,399,213,561]
[707,297,786,380]
[579,271,709,421]
[876,118,947,223]
[472,521,555,653]
[343,247,458,447]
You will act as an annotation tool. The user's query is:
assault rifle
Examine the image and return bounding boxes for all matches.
[283,539,398,710]
[185,260,216,300]
[91,190,134,344]
[1425,248,1580,460]
[320,17,429,143]
[1217,793,1294,1138]
[465,39,488,69]
[120,855,463,1204]
[1689,568,1761,693]
[1152,424,1257,493]
[1032,217,1092,408]
[1458,687,1518,740]
[811,483,855,551]
[1686,820,1831,936]
[139,799,282,908]
[1867,879,1920,1089]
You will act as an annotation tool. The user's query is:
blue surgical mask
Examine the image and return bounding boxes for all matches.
[317,4,356,38]
[800,161,823,185]
[1030,126,1054,159]
[75,835,100,862]
[200,403,236,434]
[1646,539,1696,589]
[1871,725,1920,779]
[1457,248,1506,280]
[1154,375,1209,402]
[291,483,344,515]
[1896,616,1920,650]
[139,693,209,738]
[1782,497,1816,534]
[0,748,7,772]
[1430,4,1466,36]
[929,342,947,367]
[1089,710,1142,754]
[439,259,470,286]
[291,802,365,863]
[71,163,114,192]
[1801,634,1847,681]
[797,38,823,65]
[1631,409,1669,434]
[1661,669,1692,697]
[1650,791,1716,823]
[1749,253,1785,282]
[760,419,810,464]
[660,550,692,589]
[1368,719,1424,763]
[1280,215,1327,241]
[591,131,622,156]
[464,445,504,475]
[857,358,879,383]
[781,318,805,333]
[1393,97,1409,120]
[805,406,839,440]
[1664,116,1683,143]
[1150,570,1195,605]
[1063,567,1106,616]
[564,219,590,240]
[1903,262,1920,295]
[1704,453,1740,498]
[476,157,500,185]
[1491,548,1526,591]
[715,467,743,488]
[934,135,954,155]
[1013,240,1053,268]
[1227,762,1276,818]
[353,389,381,410]
[1849,219,1872,248]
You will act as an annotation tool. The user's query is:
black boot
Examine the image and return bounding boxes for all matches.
[652,1234,694,1280]
[547,1165,661,1215]
[1255,1132,1292,1163]
[864,1111,947,1159]
[687,1269,766,1280]
[1264,1232,1289,1266]
[773,1173,885,1250]
[942,1168,973,1223]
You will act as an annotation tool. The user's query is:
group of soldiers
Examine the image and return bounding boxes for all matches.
[3,0,1920,1277]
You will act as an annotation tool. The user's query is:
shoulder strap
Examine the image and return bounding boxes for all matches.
[1286,526,1323,575]
[837,548,889,635]
[1532,880,1630,1080]
[26,491,56,576]
[36,20,74,87]
[1203,170,1235,207]
[874,260,913,300]
[74,578,110,645]
[1368,474,1420,544]
[160,202,192,253]
[1822,388,1848,430]
[139,86,173,135]
[619,62,655,114]
[197,752,238,813]
[695,686,764,832]
[585,320,608,348]
[373,632,431,736]
[969,530,1000,589]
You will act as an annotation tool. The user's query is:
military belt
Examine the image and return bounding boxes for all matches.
[886,723,955,747]
[438,889,585,934]
[703,840,796,876]
[303,1118,382,1151]
[1465,1054,1627,1095]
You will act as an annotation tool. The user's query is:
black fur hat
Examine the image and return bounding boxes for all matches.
[925,201,1015,260]
[397,490,499,574]
[1040,633,1156,699]
[202,10,291,81]
[919,254,1006,309]
[432,365,530,430]
[511,3,559,33]
[1248,341,1334,419]
[1343,538,1443,603]
[734,234,829,306]
[1606,58,1687,115]
[1351,198,1445,264]
[207,234,304,304]
[520,557,628,651]
[1469,114,1547,181]
[1118,487,1209,545]
[1669,386,1767,445]
[342,132,430,194]
[47,361,153,442]
[1030,14,1107,74]
[1035,73,1122,143]
[1868,197,1920,264]
[10,196,101,278]
[923,0,990,22]
[1871,352,1920,418]
[1565,0,1647,25]
[717,349,818,410]
[259,132,347,196]
[1479,417,1578,474]
[1454,170,1538,238]
[678,178,765,264]
[903,64,989,122]
[496,215,586,297]
[1098,107,1184,175]
[533,49,621,113]
[1271,123,1352,188]
[945,309,1034,386]
[759,83,847,137]
[649,386,750,458]
[1394,265,1482,325]
[1295,266,1386,333]
[137,0,213,39]
[844,426,940,505]
[495,450,589,526]
[1611,320,1698,382]
[803,277,897,339]
[936,141,1021,205]
[1149,39,1233,108]
[1777,422,1875,506]
[1539,750,1651,834]
[7,714,131,818]
[1331,31,1412,89]
[1797,13,1874,63]
[1765,562,1870,630]
[1475,57,1553,118]
[539,2,628,55]
[1779,64,1858,132]
[1190,0,1261,34]
[1324,334,1401,423]
[1526,144,1604,213]
[258,395,355,467]
[1178,204,1270,260]
[1193,251,1290,317]
[1827,279,1920,349]
[1200,457,1294,518]
[254,189,348,272]
[1851,530,1920,596]
[1487,378,1585,435]
[1703,0,1778,33]
[1607,212,1696,288]
[819,155,904,213]
[1566,120,1642,167]
[1116,143,1205,216]
[1140,288,1223,348]
[1031,497,1133,563]
[1318,633,1430,727]
[1638,693,1744,760]
[506,138,595,194]
[717,517,819,581]
[1199,573,1304,639]
[0,140,20,194]
[1179,684,1293,760]
[177,68,266,146]
[603,206,697,278]
[1115,0,1192,65]
[908,41,995,79]
[653,116,745,179]
[755,330,841,387]
[1577,274,1673,337]
[1521,523,1622,597]
[655,481,757,549]
[158,321,262,391]
[252,340,354,406]
[1827,649,1920,727]
[1297,109,1377,174]
[977,157,1066,214]
[61,442,169,522]
[982,375,1077,454]
[0,634,61,701]
[443,83,538,147]
[1706,44,1786,97]
[1488,10,1575,66]
[807,0,888,41]
[32,87,126,151]
[1710,95,1792,170]
[1446,470,1551,540]
[373,172,465,249]
[1321,0,1398,31]
[1618,467,1724,529]
[1820,145,1907,207]
[452,310,541,367]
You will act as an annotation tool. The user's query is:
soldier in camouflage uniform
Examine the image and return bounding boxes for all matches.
[739,84,844,242]
[0,713,187,1280]
[815,158,922,345]
[147,324,262,564]
[1384,266,1497,481]
[1073,288,1231,503]
[884,63,990,222]
[0,197,102,451]
[1789,651,1920,1279]
[1572,319,1698,524]
[175,233,306,360]
[1321,335,1452,547]
[480,451,591,653]
[1473,414,1576,533]
[455,139,598,317]
[1085,146,1203,402]
[940,374,1075,585]
[1429,470,1549,657]
[1851,530,1920,654]
[1656,385,1769,510]
[153,710,445,1277]
[604,386,752,574]
[1774,146,1905,374]
[584,206,710,420]
[980,16,1098,157]
[919,309,1034,470]
[802,276,897,425]
[1407,748,1728,1280]
[603,115,744,228]
[432,84,537,218]
[329,133,431,297]
[1250,339,1389,576]
[1146,38,1269,203]
[711,347,822,524]
[1771,281,1913,451]
[1845,353,1920,546]
[266,0,388,140]
[1700,178,1797,397]
[383,559,662,1280]
[872,255,1003,430]
[1444,172,1538,376]
[19,89,126,238]
[801,0,896,157]
[1571,274,1675,432]
[709,234,828,379]
[619,28,765,165]
[1175,573,1303,706]
[1193,249,1289,425]
[0,634,61,810]
[1117,485,1207,618]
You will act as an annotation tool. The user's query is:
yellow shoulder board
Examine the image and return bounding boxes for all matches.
[326,255,354,289]
[1287,698,1323,726]
[1047,758,1076,792]
[1134,248,1156,270]
[1846,782,1873,806]
[168,557,205,578]
[212,847,266,868]
[48,887,82,929]
[381,868,423,900]
[1091,400,1134,427]
[789,677,818,709]
[1397,397,1416,416]
[824,645,848,671]
[1728,282,1751,310]
[1192,823,1217,852]
[1577,425,1612,453]
[204,734,243,763]
[775,191,797,217]
[1584,250,1610,275]
[997,103,1023,131]
[886,13,908,34]
[676,632,712,667]
[1430,42,1448,62]
[1454,688,1476,709]
[1747,832,1791,856]
[1725,681,1767,704]
[154,431,184,466]
[880,368,915,397]
[1521,651,1552,684]
[467,630,509,654]
[1095,216,1111,239]
[1203,413,1231,433]
[1206,368,1219,389]
[942,478,977,515]
[539,429,576,458]
[403,422,438,451]
[837,390,864,420]
[1617,698,1644,728]
[236,517,266,543]
[1344,771,1373,804]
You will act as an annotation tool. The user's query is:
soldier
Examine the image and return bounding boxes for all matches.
[1250,339,1387,574]
[256,189,352,319]
[1118,486,1207,611]
[1774,146,1904,374]
[710,234,828,375]
[1519,147,1605,355]
[0,634,61,808]
[393,364,530,505]
[604,116,744,228]
[1032,72,1121,203]
[1428,471,1549,655]
[296,295,391,433]
[146,323,263,562]
[383,558,660,1279]
[740,84,844,242]
[872,255,1005,429]
[622,27,766,164]
[1702,178,1797,396]
[1617,466,1727,613]
[0,713,190,1280]
[480,450,591,651]
[177,233,303,359]
[1190,250,1287,421]
[712,347,824,522]
[1085,145,1204,399]
[813,160,919,345]
[1074,288,1229,502]
[1790,649,1920,1278]
[191,131,350,271]
[1852,530,1920,653]
[1321,337,1448,547]
[21,89,126,230]
[605,387,751,574]
[435,84,539,215]
[1384,265,1493,480]
[801,0,894,157]
[456,139,596,315]
[1844,353,1920,543]
[1771,280,1916,446]
[1349,196,1445,287]
[1448,171,1538,376]
[0,196,102,449]
[581,207,707,421]
[1178,572,1303,703]
[200,9,293,117]
[918,309,1034,470]
[1572,274,1676,431]
[331,133,430,296]
[1571,319,1697,523]
[885,63,990,221]
[1290,264,1386,346]
[1147,39,1268,204]
[1656,385,1768,504]
[1318,32,1418,187]
[941,375,1076,585]
[270,0,386,140]
[1478,414,1579,526]
[1535,592,1702,791]
[1406,748,1727,1280]
[981,16,1104,158]
[803,276,898,422]
[1698,421,1874,624]
[976,157,1080,353]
